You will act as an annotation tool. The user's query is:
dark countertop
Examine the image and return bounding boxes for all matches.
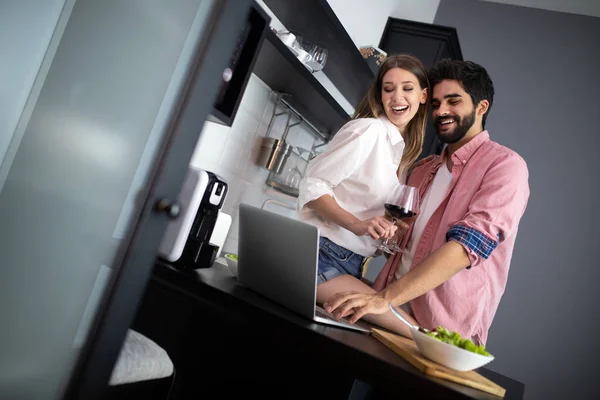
[144,259,524,400]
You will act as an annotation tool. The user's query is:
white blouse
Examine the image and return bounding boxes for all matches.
[297,115,405,257]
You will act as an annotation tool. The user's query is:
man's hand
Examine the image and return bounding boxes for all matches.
[348,216,397,240]
[323,291,390,324]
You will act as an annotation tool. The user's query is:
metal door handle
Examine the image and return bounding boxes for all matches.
[155,198,181,219]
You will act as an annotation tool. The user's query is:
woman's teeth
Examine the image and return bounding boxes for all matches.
[392,106,408,113]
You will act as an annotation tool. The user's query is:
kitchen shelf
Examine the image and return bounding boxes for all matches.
[252,28,350,138]
[265,178,299,198]
[263,0,374,108]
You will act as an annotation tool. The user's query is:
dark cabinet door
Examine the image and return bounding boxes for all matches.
[211,2,270,126]
[379,18,463,160]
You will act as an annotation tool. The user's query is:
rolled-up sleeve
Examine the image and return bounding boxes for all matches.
[297,120,378,213]
[447,153,530,267]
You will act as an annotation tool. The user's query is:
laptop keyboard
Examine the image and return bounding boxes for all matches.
[315,306,371,332]
[316,306,353,325]
[315,306,335,319]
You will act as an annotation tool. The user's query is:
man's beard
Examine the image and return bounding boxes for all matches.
[434,109,476,144]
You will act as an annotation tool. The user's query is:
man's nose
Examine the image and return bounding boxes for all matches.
[436,104,450,116]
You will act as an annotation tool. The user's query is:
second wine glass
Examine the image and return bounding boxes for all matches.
[376,184,420,254]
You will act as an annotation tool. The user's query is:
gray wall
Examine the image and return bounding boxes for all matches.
[435,1,600,399]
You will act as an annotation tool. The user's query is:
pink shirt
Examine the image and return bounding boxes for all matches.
[373,131,530,344]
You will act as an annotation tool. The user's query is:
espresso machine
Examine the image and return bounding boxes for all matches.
[158,167,228,269]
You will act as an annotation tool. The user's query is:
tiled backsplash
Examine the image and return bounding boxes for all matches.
[190,73,322,255]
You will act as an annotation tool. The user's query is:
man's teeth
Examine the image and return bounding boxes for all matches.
[392,106,408,111]
[440,119,454,125]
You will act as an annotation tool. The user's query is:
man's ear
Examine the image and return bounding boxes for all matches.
[477,99,490,116]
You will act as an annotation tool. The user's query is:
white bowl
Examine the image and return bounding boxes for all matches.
[224,254,238,277]
[411,327,494,372]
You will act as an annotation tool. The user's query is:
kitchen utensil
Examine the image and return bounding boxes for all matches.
[257,137,292,174]
[371,328,505,397]
[256,101,294,174]
[388,303,422,331]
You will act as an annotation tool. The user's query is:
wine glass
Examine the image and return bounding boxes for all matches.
[375,184,420,254]
[283,149,303,189]
[310,46,328,71]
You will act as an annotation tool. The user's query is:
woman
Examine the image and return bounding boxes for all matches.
[296,54,429,338]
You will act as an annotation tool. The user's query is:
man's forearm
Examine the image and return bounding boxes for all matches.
[381,241,471,305]
[306,195,359,232]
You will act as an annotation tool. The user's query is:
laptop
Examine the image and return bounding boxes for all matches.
[237,203,370,334]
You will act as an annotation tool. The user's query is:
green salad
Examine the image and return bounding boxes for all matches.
[225,253,238,261]
[425,326,491,357]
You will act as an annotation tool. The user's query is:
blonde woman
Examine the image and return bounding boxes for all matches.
[297,54,429,337]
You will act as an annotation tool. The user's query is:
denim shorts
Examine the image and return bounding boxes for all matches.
[317,237,366,285]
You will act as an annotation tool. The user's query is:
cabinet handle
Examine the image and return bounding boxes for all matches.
[155,198,181,219]
[222,67,232,82]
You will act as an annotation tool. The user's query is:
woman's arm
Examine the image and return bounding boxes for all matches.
[307,195,396,240]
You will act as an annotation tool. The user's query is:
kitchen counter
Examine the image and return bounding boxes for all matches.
[131,259,524,399]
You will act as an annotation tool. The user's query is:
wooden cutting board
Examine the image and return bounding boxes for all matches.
[372,328,506,397]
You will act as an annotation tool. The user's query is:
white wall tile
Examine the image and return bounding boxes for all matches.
[240,73,271,118]
[224,176,249,212]
[241,136,271,184]
[221,204,236,220]
[189,74,326,256]
[218,138,246,176]
[190,120,229,171]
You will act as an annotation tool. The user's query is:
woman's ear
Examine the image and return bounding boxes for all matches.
[420,87,428,104]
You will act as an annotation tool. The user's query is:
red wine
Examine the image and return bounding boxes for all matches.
[384,204,415,220]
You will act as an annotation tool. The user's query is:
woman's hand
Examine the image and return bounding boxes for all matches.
[349,216,397,240]
[382,213,417,249]
[323,291,390,324]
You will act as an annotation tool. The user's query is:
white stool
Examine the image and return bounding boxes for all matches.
[109,329,174,387]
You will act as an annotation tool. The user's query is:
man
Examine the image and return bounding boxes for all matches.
[324,59,529,344]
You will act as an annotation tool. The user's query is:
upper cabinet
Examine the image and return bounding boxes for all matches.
[252,28,350,138]
[379,18,463,159]
[251,0,375,139]
[379,18,463,68]
[211,3,270,126]
[263,0,374,108]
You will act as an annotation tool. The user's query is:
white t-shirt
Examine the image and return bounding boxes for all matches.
[297,116,405,257]
[396,162,453,315]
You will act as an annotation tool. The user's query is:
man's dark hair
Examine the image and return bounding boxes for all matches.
[428,59,495,129]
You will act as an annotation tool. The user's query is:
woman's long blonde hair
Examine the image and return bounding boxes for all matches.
[352,54,429,174]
